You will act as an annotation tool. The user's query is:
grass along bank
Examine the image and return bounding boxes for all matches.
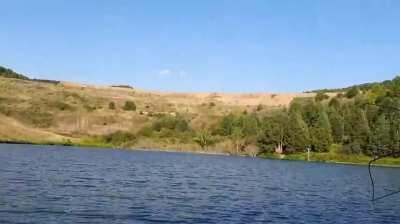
[259,151,400,167]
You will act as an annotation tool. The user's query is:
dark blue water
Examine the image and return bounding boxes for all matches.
[0,144,400,223]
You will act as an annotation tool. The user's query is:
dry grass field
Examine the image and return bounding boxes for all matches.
[0,77,315,145]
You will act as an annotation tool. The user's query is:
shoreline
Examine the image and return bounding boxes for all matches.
[1,140,400,168]
[259,153,400,168]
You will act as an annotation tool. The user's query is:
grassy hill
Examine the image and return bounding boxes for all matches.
[0,69,313,153]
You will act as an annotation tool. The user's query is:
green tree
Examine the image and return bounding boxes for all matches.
[310,110,333,152]
[369,114,391,156]
[237,114,259,137]
[123,100,136,111]
[328,108,344,144]
[388,106,400,155]
[218,114,236,136]
[286,110,311,152]
[302,102,320,127]
[258,113,288,153]
[231,127,246,154]
[366,84,386,104]
[389,76,400,97]
[343,106,370,152]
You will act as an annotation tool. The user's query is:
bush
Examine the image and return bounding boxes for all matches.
[48,101,74,111]
[137,126,154,137]
[84,104,96,112]
[345,87,360,99]
[328,144,342,154]
[151,115,190,133]
[342,141,362,154]
[102,131,137,147]
[315,92,329,102]
[123,101,136,111]
[194,131,216,150]
[109,102,116,110]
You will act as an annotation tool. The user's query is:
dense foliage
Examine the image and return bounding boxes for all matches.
[257,77,400,157]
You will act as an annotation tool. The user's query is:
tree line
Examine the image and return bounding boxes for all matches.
[100,76,400,157]
[258,77,400,157]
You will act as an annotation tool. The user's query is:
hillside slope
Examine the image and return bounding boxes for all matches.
[0,77,314,145]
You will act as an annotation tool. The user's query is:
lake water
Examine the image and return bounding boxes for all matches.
[0,144,400,223]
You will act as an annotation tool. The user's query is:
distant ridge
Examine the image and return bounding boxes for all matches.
[0,66,29,80]
[306,78,395,93]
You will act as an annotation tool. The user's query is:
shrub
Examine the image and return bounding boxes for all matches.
[109,102,116,110]
[342,141,362,154]
[137,126,154,137]
[336,93,345,98]
[84,104,96,112]
[102,131,137,147]
[315,92,329,102]
[151,115,190,133]
[345,87,360,99]
[123,101,136,111]
[48,101,74,111]
[194,131,216,150]
[61,139,73,146]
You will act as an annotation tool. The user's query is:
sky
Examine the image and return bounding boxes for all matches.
[1,0,400,93]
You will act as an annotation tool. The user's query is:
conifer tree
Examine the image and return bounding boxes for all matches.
[310,110,333,152]
[328,108,344,144]
[346,107,371,150]
[370,114,391,156]
[286,110,310,151]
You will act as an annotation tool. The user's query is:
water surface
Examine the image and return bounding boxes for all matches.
[0,144,399,223]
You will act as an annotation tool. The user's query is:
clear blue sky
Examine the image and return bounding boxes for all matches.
[1,0,400,92]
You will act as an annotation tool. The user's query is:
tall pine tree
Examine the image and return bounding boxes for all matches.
[328,108,344,144]
[310,110,333,152]
[369,114,391,156]
[286,110,311,152]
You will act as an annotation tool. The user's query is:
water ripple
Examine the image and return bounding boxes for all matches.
[0,144,400,223]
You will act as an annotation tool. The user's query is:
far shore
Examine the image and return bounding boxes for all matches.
[1,140,400,168]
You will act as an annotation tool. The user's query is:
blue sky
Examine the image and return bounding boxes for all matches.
[1,0,400,92]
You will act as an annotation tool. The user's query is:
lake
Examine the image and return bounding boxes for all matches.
[0,144,399,223]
